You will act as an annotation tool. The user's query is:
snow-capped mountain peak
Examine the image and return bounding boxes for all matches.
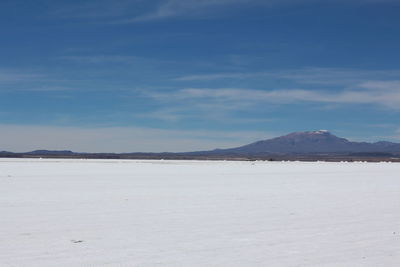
[216,130,400,154]
[313,130,329,134]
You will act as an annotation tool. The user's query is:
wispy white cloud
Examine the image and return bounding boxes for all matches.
[358,80,400,90]
[0,124,274,153]
[21,86,75,92]
[58,55,138,64]
[175,68,400,85]
[122,0,262,23]
[170,68,400,109]
[134,108,188,122]
[134,105,274,124]
[50,0,400,23]
[117,0,400,23]
[0,69,44,84]
[0,69,80,92]
[174,72,257,81]
[50,0,144,19]
[273,68,400,86]
[148,85,400,109]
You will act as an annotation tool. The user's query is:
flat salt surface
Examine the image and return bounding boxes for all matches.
[1,159,400,267]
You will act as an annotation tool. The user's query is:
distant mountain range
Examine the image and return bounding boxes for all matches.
[209,130,400,154]
[1,130,400,161]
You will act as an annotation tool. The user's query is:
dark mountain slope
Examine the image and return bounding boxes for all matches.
[212,130,400,154]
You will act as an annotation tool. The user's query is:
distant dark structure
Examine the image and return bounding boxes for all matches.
[1,130,400,162]
[210,130,400,154]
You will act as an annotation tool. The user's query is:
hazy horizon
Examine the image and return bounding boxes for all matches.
[1,128,399,153]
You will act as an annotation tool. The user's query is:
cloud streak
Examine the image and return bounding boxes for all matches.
[51,0,400,23]
[120,0,263,23]
[149,85,400,109]
[0,69,44,84]
[168,68,400,109]
[57,55,139,64]
[174,68,400,85]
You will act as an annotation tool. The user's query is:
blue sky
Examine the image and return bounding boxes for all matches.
[1,0,400,152]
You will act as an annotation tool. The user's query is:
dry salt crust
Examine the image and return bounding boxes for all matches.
[0,158,399,267]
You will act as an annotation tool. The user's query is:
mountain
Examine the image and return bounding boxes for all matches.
[211,130,400,154]
[1,131,400,160]
[26,150,76,155]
